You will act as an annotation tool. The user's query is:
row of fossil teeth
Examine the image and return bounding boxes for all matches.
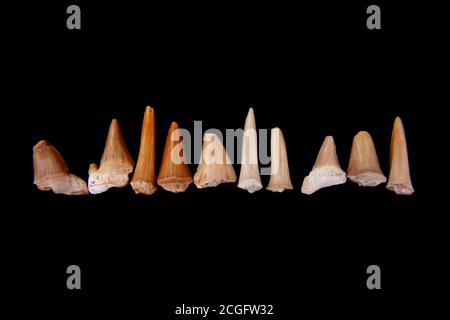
[33,107,414,196]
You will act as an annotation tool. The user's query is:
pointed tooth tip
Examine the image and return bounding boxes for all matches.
[34,140,50,150]
[204,132,218,139]
[394,116,404,128]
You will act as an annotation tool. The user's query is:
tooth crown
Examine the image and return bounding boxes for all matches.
[386,117,414,195]
[88,119,134,194]
[301,136,346,195]
[238,108,262,193]
[194,133,236,188]
[131,106,157,195]
[267,127,293,192]
[347,131,386,187]
[33,140,88,195]
[157,122,193,193]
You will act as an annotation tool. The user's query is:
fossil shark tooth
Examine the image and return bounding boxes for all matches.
[88,119,134,194]
[157,122,193,192]
[386,117,414,195]
[193,132,237,188]
[266,128,293,192]
[347,131,386,187]
[238,108,262,193]
[33,140,88,195]
[131,106,157,195]
[301,136,346,194]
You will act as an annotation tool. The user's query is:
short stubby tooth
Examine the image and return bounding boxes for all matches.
[157,122,193,192]
[347,131,386,187]
[33,140,88,195]
[193,133,236,188]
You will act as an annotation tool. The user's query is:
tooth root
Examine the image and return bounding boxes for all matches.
[267,128,293,192]
[301,136,346,195]
[193,133,237,188]
[157,122,193,192]
[238,108,262,193]
[347,131,386,187]
[33,140,88,195]
[131,107,157,195]
[88,119,134,194]
[386,117,414,195]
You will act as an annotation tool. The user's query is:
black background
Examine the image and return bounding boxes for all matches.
[16,0,446,318]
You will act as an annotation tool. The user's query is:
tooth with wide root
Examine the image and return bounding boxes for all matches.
[88,119,134,194]
[33,140,88,195]
[238,108,262,193]
[194,133,236,188]
[131,106,157,195]
[301,136,346,194]
[157,122,193,192]
[347,131,386,187]
[386,117,414,195]
[267,128,293,192]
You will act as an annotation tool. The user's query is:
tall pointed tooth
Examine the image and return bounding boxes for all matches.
[193,133,237,188]
[88,119,134,194]
[238,108,262,193]
[157,122,193,192]
[33,140,88,195]
[267,128,293,192]
[347,131,386,187]
[301,136,346,194]
[386,117,414,195]
[131,106,157,195]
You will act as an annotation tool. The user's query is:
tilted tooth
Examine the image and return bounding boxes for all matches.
[131,107,157,195]
[157,122,193,192]
[301,136,346,194]
[267,128,293,192]
[238,108,262,193]
[386,117,414,195]
[33,140,88,195]
[88,119,134,194]
[347,131,386,187]
[193,133,237,188]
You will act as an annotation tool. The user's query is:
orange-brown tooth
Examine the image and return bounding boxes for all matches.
[33,140,88,195]
[131,106,157,195]
[157,122,193,192]
[88,119,134,194]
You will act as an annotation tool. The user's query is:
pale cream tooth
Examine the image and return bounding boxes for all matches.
[88,119,134,194]
[347,131,386,187]
[301,136,346,194]
[131,106,157,195]
[386,117,414,195]
[267,128,293,192]
[238,108,262,193]
[33,140,88,195]
[193,133,236,188]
